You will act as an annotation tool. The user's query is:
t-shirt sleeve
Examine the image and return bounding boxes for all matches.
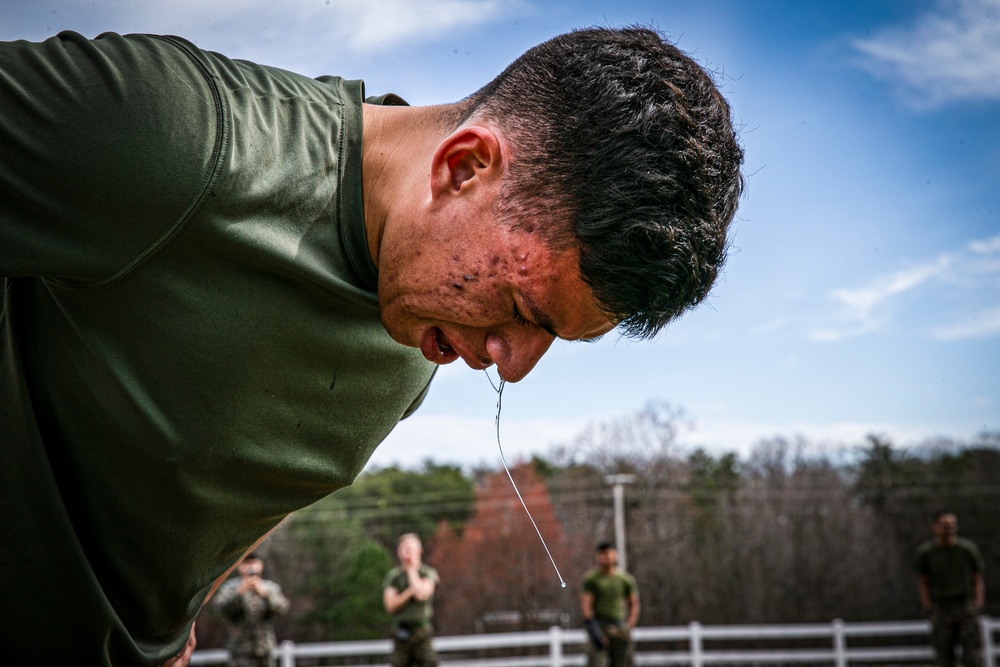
[382,568,400,591]
[0,31,220,283]
[967,542,985,573]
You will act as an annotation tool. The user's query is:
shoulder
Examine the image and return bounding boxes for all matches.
[580,568,600,588]
[383,566,403,589]
[420,565,440,582]
[213,578,241,604]
[0,32,224,282]
[956,538,984,561]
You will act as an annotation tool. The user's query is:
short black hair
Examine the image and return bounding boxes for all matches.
[596,540,615,552]
[931,509,956,522]
[460,26,744,338]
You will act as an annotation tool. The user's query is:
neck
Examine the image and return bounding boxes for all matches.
[361,103,455,269]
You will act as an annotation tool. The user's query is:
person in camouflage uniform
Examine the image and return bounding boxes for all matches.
[580,541,640,667]
[383,534,440,667]
[214,553,290,667]
[915,511,986,667]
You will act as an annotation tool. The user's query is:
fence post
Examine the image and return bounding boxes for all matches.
[981,616,994,667]
[550,625,564,667]
[832,618,846,667]
[279,639,296,667]
[690,621,703,667]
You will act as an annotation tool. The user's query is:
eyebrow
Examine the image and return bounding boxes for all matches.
[521,293,605,343]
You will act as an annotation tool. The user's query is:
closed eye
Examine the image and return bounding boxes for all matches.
[512,303,532,327]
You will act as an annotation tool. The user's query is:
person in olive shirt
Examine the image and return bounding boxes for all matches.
[915,511,986,667]
[1,25,743,667]
[580,541,640,667]
[383,534,440,667]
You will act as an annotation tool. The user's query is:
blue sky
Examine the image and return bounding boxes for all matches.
[4,0,998,469]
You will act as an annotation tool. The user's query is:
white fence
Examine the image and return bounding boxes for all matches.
[191,616,1000,667]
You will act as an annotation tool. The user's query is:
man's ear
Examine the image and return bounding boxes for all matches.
[430,125,504,198]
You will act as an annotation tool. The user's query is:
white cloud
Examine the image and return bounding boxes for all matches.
[969,234,1000,254]
[332,0,513,52]
[932,306,1000,340]
[368,411,597,470]
[828,255,951,319]
[812,233,1000,342]
[55,0,520,56]
[808,321,880,344]
[852,0,1000,108]
[747,317,790,337]
[367,409,976,470]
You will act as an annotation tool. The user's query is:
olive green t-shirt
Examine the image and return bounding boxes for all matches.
[383,565,440,627]
[581,568,638,622]
[914,538,985,605]
[0,31,435,665]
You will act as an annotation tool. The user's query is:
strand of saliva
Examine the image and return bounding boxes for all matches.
[487,372,566,588]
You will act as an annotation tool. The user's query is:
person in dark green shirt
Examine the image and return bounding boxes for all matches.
[383,534,440,667]
[915,511,985,667]
[580,541,640,667]
[1,26,743,666]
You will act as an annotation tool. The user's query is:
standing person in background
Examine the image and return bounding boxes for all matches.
[383,534,440,667]
[213,553,290,667]
[915,510,986,667]
[580,540,640,667]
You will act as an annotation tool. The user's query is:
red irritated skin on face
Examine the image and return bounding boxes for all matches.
[360,107,613,382]
[377,225,613,383]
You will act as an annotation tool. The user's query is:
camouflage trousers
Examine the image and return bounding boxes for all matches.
[391,624,438,667]
[586,622,633,667]
[930,602,982,667]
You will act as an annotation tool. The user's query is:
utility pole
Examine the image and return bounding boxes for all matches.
[604,474,636,572]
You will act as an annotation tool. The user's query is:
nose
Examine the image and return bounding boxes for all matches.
[485,328,555,382]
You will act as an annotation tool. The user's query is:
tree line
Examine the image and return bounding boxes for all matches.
[194,401,1000,647]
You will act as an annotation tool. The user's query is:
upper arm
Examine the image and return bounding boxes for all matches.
[580,591,594,615]
[0,31,221,283]
[383,585,400,613]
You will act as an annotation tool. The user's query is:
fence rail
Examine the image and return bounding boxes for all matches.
[191,616,1000,667]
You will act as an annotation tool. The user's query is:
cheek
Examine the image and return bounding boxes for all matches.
[440,272,508,320]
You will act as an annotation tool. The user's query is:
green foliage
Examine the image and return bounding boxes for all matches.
[299,539,394,640]
[685,448,740,505]
[265,461,474,642]
[251,420,999,644]
[327,462,475,549]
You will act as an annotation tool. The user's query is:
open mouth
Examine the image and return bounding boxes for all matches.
[420,326,459,364]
